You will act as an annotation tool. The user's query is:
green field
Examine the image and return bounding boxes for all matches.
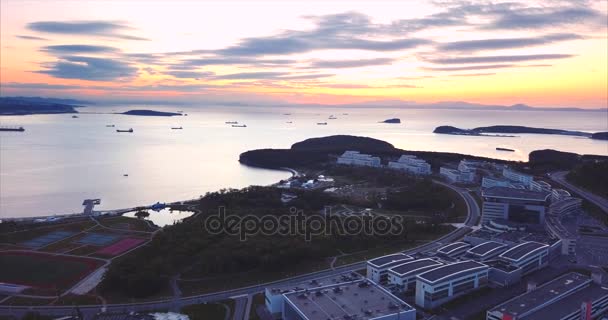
[0,252,100,289]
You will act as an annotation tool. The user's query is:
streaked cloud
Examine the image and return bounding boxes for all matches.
[438,33,582,52]
[37,56,137,81]
[16,35,49,41]
[27,20,148,40]
[42,44,119,54]
[427,54,574,64]
[308,58,394,69]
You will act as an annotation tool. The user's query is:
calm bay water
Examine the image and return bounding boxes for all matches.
[1,105,607,218]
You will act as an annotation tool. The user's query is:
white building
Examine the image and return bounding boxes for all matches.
[502,168,534,187]
[337,150,381,167]
[481,187,550,225]
[464,241,508,262]
[367,253,414,283]
[388,155,431,175]
[481,176,514,189]
[415,261,489,309]
[487,272,608,320]
[440,167,475,184]
[498,241,549,276]
[282,279,416,320]
[436,242,471,258]
[530,180,552,193]
[387,259,443,291]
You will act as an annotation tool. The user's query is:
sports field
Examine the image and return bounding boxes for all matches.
[0,251,103,289]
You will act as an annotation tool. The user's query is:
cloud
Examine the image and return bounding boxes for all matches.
[423,64,516,71]
[27,21,148,40]
[37,56,137,81]
[427,54,574,64]
[488,7,606,30]
[16,35,49,41]
[166,70,215,79]
[42,44,119,54]
[438,33,582,52]
[308,58,394,69]
[212,71,333,80]
[178,57,295,67]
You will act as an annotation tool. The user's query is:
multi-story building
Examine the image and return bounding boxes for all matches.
[482,176,516,189]
[415,260,489,309]
[498,241,549,275]
[551,188,571,202]
[487,272,608,320]
[388,155,431,175]
[464,241,509,262]
[458,159,484,172]
[549,197,583,216]
[367,253,414,283]
[502,168,534,187]
[440,167,475,184]
[337,150,381,167]
[387,258,443,291]
[481,187,550,225]
[436,242,471,258]
[282,279,416,320]
[530,180,552,193]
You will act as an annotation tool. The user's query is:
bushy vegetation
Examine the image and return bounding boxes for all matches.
[567,161,608,198]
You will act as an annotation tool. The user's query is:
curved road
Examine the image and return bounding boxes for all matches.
[550,171,608,214]
[0,181,479,319]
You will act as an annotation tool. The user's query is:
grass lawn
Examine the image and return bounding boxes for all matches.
[0,252,102,289]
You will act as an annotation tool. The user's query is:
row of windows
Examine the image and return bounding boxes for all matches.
[424,288,449,302]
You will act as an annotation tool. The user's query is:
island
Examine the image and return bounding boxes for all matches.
[381,118,401,124]
[434,125,592,137]
[591,132,608,140]
[0,96,81,115]
[120,109,182,117]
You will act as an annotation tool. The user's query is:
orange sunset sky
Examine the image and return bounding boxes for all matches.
[1,0,607,108]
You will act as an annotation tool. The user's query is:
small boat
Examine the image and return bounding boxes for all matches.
[72,115,79,118]
[225,121,238,124]
[171,127,183,130]
[496,147,515,152]
[232,124,247,128]
[342,113,348,115]
[106,124,115,127]
[328,115,337,120]
[283,113,292,115]
[286,121,293,124]
[0,126,25,132]
[117,128,134,133]
[317,122,328,125]
[184,114,188,116]
[123,174,129,177]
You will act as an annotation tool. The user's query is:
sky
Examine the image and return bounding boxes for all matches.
[1,0,607,108]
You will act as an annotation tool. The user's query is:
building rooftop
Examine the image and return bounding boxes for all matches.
[417,261,488,284]
[283,280,413,320]
[437,242,471,255]
[483,186,550,201]
[368,253,413,268]
[499,241,548,262]
[484,260,519,273]
[490,272,593,318]
[267,272,362,296]
[522,281,608,320]
[467,241,508,257]
[388,259,443,277]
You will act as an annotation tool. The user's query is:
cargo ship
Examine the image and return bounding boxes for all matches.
[0,126,25,132]
[116,128,134,133]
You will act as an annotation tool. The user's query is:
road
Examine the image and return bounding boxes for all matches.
[550,171,608,214]
[0,181,479,319]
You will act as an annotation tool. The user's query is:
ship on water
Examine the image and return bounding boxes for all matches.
[0,126,25,132]
[116,128,134,133]
[171,126,183,130]
[232,124,247,127]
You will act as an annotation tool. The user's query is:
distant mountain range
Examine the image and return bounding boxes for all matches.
[0,96,85,115]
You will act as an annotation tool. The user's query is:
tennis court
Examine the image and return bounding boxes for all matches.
[96,238,146,256]
[21,231,76,248]
[76,233,120,246]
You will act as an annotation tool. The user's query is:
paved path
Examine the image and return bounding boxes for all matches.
[0,181,478,319]
[550,171,608,214]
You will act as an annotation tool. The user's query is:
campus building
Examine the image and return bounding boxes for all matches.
[282,279,416,320]
[388,155,431,175]
[481,187,550,225]
[387,258,443,291]
[502,168,534,187]
[464,241,509,262]
[337,150,382,168]
[487,272,608,320]
[482,176,517,189]
[549,197,583,216]
[415,260,489,309]
[436,242,471,259]
[265,272,362,316]
[440,167,475,184]
[530,180,552,193]
[498,241,549,275]
[367,253,414,283]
